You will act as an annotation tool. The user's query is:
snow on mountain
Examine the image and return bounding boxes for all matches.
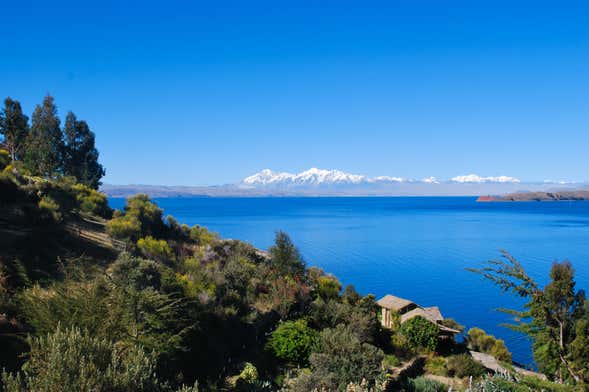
[242,169,296,186]
[242,168,367,187]
[241,168,523,189]
[451,174,520,183]
[369,176,405,183]
[421,176,439,184]
[293,168,366,185]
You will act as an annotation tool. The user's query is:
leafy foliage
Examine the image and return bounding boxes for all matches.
[23,95,64,178]
[62,111,105,188]
[405,376,447,392]
[266,319,318,365]
[467,327,512,362]
[291,324,385,391]
[0,98,29,162]
[399,316,439,352]
[445,353,486,378]
[269,231,305,277]
[138,236,173,262]
[1,326,166,392]
[107,195,166,242]
[469,252,589,384]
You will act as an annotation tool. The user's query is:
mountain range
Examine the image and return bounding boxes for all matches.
[101,168,585,198]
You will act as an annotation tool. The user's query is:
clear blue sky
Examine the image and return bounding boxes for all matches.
[1,1,587,185]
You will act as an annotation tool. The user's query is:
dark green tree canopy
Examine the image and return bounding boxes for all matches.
[470,252,589,384]
[24,95,64,177]
[63,111,105,189]
[269,231,306,277]
[0,97,29,161]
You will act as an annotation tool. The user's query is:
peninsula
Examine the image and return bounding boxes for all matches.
[477,190,589,202]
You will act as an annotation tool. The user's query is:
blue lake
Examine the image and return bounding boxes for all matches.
[109,196,589,366]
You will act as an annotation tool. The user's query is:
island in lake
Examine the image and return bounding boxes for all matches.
[477,190,589,202]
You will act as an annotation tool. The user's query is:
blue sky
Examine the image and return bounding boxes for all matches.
[1,1,587,185]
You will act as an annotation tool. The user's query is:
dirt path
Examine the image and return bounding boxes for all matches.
[470,350,546,380]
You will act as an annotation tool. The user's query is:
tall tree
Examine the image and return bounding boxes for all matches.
[469,252,588,383]
[24,95,64,177]
[63,111,105,189]
[0,98,29,162]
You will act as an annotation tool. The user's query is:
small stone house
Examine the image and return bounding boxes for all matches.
[377,294,460,335]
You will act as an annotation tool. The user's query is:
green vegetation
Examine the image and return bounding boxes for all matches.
[2,95,587,391]
[399,316,439,352]
[446,354,486,378]
[266,319,318,365]
[470,252,589,385]
[0,95,104,188]
[405,376,447,392]
[467,327,512,362]
[1,326,195,392]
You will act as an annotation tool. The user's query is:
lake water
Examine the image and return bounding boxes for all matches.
[109,196,589,366]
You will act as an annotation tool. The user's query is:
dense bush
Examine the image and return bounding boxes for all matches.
[294,324,384,391]
[467,327,512,362]
[137,236,173,262]
[1,326,170,392]
[466,373,583,392]
[38,195,62,221]
[399,316,439,352]
[107,213,142,242]
[425,356,448,376]
[446,353,486,378]
[107,195,165,242]
[405,376,447,392]
[71,183,111,218]
[189,225,218,245]
[266,319,318,365]
[269,231,305,277]
[315,275,343,300]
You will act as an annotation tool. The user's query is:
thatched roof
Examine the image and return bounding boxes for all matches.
[400,307,442,324]
[400,306,460,333]
[377,295,415,311]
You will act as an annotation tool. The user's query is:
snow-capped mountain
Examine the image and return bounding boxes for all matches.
[236,168,561,195]
[102,169,584,197]
[451,174,520,183]
[242,168,523,188]
[242,168,366,187]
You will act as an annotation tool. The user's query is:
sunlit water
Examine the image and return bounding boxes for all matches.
[109,196,589,366]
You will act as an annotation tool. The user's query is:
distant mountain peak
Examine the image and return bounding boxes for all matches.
[242,169,524,188]
[451,174,520,183]
[242,168,367,187]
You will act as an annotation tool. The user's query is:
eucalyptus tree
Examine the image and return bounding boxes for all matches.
[469,251,589,383]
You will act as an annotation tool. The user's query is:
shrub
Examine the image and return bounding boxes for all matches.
[406,376,447,392]
[316,275,342,300]
[425,356,448,376]
[189,225,218,245]
[38,195,62,221]
[307,324,384,390]
[107,214,141,242]
[399,316,439,352]
[1,326,164,391]
[467,328,512,362]
[269,231,305,277]
[107,194,166,242]
[71,183,111,218]
[238,362,258,383]
[137,236,173,261]
[441,318,465,333]
[446,353,486,378]
[382,354,400,368]
[266,319,318,366]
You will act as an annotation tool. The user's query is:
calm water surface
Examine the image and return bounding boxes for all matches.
[109,196,589,366]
